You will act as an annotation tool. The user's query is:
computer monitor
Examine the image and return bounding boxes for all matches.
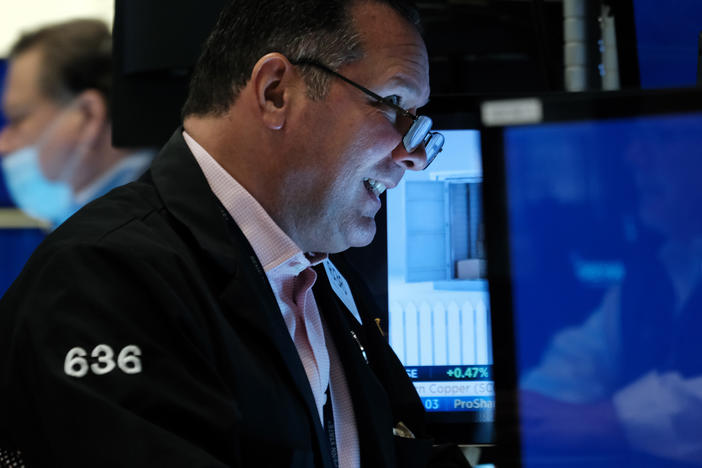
[632,0,702,88]
[385,97,494,445]
[481,88,702,467]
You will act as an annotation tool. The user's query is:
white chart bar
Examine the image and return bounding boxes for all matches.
[419,302,433,365]
[390,298,491,367]
[433,303,447,365]
[404,302,419,366]
[389,301,405,363]
[461,302,476,365]
[475,301,489,365]
[447,302,462,365]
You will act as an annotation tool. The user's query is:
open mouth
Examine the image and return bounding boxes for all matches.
[364,178,387,198]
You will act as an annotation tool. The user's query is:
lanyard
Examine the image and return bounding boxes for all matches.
[324,387,339,468]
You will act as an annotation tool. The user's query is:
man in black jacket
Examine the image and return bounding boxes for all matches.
[0,0,457,466]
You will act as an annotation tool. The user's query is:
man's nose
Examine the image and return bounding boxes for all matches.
[391,140,427,171]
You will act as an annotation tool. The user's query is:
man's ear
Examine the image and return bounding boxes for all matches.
[74,89,108,146]
[251,53,298,130]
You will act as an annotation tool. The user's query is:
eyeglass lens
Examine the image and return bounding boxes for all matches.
[423,132,444,168]
[402,115,444,169]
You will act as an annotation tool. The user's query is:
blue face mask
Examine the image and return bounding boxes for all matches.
[1,144,77,227]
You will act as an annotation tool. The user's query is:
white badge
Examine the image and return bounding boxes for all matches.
[323,259,362,324]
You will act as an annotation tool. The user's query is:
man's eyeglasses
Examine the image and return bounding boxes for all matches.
[292,59,444,170]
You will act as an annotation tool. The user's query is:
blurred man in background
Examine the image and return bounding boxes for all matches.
[0,19,153,228]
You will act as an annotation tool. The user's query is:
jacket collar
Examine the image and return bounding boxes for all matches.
[150,128,242,275]
[150,129,335,467]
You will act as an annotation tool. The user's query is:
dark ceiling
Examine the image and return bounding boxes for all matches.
[417,0,566,94]
[113,0,572,146]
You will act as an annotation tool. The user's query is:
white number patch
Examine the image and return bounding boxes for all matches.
[64,345,142,378]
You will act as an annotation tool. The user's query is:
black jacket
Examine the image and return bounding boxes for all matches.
[0,130,463,467]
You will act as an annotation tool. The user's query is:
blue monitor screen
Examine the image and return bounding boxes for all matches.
[633,0,702,88]
[387,129,495,419]
[503,111,702,466]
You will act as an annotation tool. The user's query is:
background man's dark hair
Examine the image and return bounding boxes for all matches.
[182,0,421,119]
[10,19,112,112]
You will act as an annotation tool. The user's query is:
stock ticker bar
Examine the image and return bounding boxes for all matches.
[419,396,495,412]
[404,365,493,381]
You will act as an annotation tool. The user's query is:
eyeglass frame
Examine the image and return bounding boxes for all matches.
[291,58,444,170]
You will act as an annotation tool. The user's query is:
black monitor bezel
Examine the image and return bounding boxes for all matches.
[479,87,702,466]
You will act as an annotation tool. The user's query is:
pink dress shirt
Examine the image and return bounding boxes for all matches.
[183,131,360,468]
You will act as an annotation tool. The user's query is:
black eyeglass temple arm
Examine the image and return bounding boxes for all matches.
[291,59,417,121]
